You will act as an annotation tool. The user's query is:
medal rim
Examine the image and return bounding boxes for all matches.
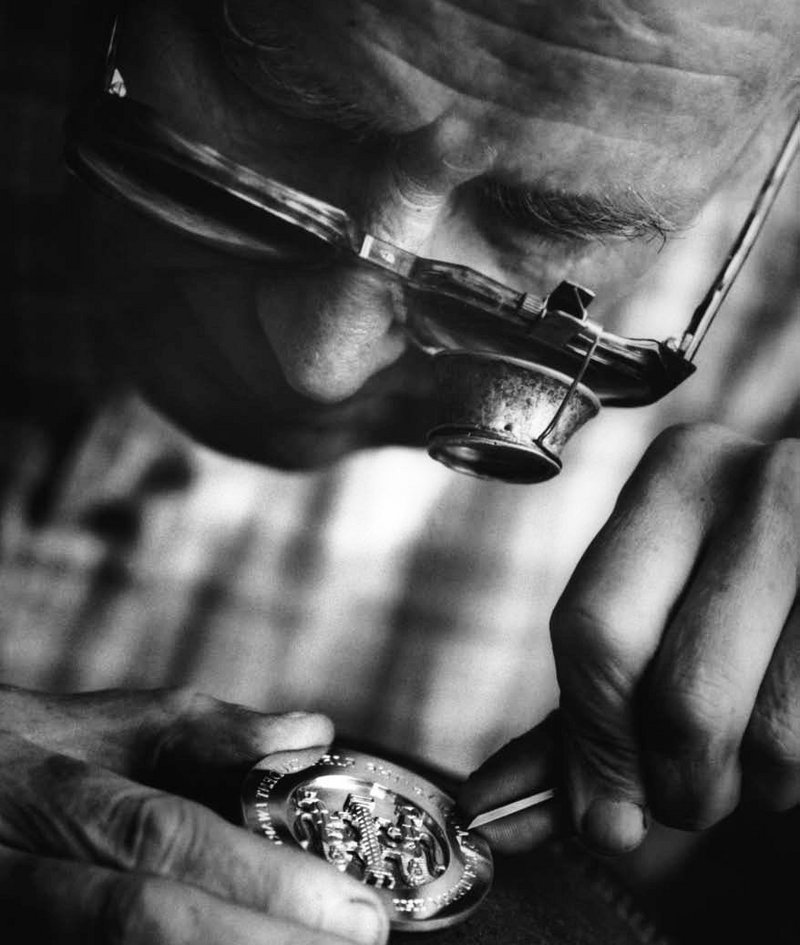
[241,747,493,932]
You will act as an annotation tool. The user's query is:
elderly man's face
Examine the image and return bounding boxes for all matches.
[89,0,799,466]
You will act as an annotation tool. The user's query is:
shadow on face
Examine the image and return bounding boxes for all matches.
[78,0,800,468]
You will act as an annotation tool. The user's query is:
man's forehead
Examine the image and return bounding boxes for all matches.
[225,0,793,118]
[224,0,796,199]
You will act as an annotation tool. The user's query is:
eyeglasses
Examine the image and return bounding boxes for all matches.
[64,7,800,482]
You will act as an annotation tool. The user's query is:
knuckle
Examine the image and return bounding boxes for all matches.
[636,423,756,499]
[155,687,218,721]
[760,438,800,479]
[644,675,744,830]
[552,601,629,662]
[551,602,640,698]
[645,676,740,761]
[746,710,800,772]
[645,422,736,470]
[722,440,800,563]
[550,599,596,658]
[645,690,740,830]
[750,440,800,515]
[109,793,203,874]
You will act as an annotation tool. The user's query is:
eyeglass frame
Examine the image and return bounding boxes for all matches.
[64,4,800,411]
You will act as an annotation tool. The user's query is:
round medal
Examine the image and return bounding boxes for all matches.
[241,747,493,931]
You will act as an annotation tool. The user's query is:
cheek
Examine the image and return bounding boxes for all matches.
[552,239,671,317]
[81,198,287,412]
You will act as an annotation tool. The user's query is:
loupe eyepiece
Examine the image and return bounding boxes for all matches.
[427,350,600,484]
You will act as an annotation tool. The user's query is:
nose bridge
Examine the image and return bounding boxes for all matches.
[360,110,497,254]
[260,113,501,405]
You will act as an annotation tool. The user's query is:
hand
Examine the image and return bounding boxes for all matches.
[0,686,389,944]
[461,424,800,855]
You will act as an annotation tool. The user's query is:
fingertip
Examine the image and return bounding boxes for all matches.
[456,771,490,818]
[260,712,335,753]
[340,895,390,945]
[580,798,648,856]
[265,844,389,945]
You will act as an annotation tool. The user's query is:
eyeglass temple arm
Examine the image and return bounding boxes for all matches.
[679,112,800,362]
[100,12,123,93]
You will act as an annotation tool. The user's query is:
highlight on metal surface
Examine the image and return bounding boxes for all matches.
[241,748,494,932]
[679,112,800,361]
[67,8,800,483]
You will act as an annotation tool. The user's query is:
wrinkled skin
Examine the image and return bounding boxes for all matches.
[461,428,800,853]
[89,0,799,464]
[0,686,389,945]
[71,0,800,863]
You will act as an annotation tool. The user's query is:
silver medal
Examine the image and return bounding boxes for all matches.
[241,747,493,931]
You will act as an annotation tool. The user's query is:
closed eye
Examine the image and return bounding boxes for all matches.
[473,178,682,246]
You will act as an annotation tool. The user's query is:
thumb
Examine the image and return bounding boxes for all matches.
[3,687,333,820]
[135,690,334,817]
[458,714,569,853]
[560,695,648,856]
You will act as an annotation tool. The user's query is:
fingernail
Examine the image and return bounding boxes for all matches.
[581,798,647,855]
[334,897,389,945]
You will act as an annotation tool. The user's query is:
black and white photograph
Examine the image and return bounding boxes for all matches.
[2,1,800,942]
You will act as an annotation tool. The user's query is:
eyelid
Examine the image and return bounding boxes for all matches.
[465,181,593,253]
[481,178,685,250]
[474,180,610,246]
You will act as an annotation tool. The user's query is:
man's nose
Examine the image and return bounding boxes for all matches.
[255,263,407,403]
[257,113,495,403]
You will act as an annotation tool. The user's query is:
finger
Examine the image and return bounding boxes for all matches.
[458,716,568,852]
[0,737,387,945]
[470,802,566,854]
[0,844,378,945]
[460,715,560,813]
[138,692,334,814]
[552,425,751,854]
[743,598,800,811]
[643,441,800,828]
[5,687,333,814]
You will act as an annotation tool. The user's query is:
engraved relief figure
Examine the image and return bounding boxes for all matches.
[379,805,447,888]
[293,789,357,872]
[291,787,447,890]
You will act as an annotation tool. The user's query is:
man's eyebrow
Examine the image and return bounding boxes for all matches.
[477,180,683,245]
[218,4,684,245]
